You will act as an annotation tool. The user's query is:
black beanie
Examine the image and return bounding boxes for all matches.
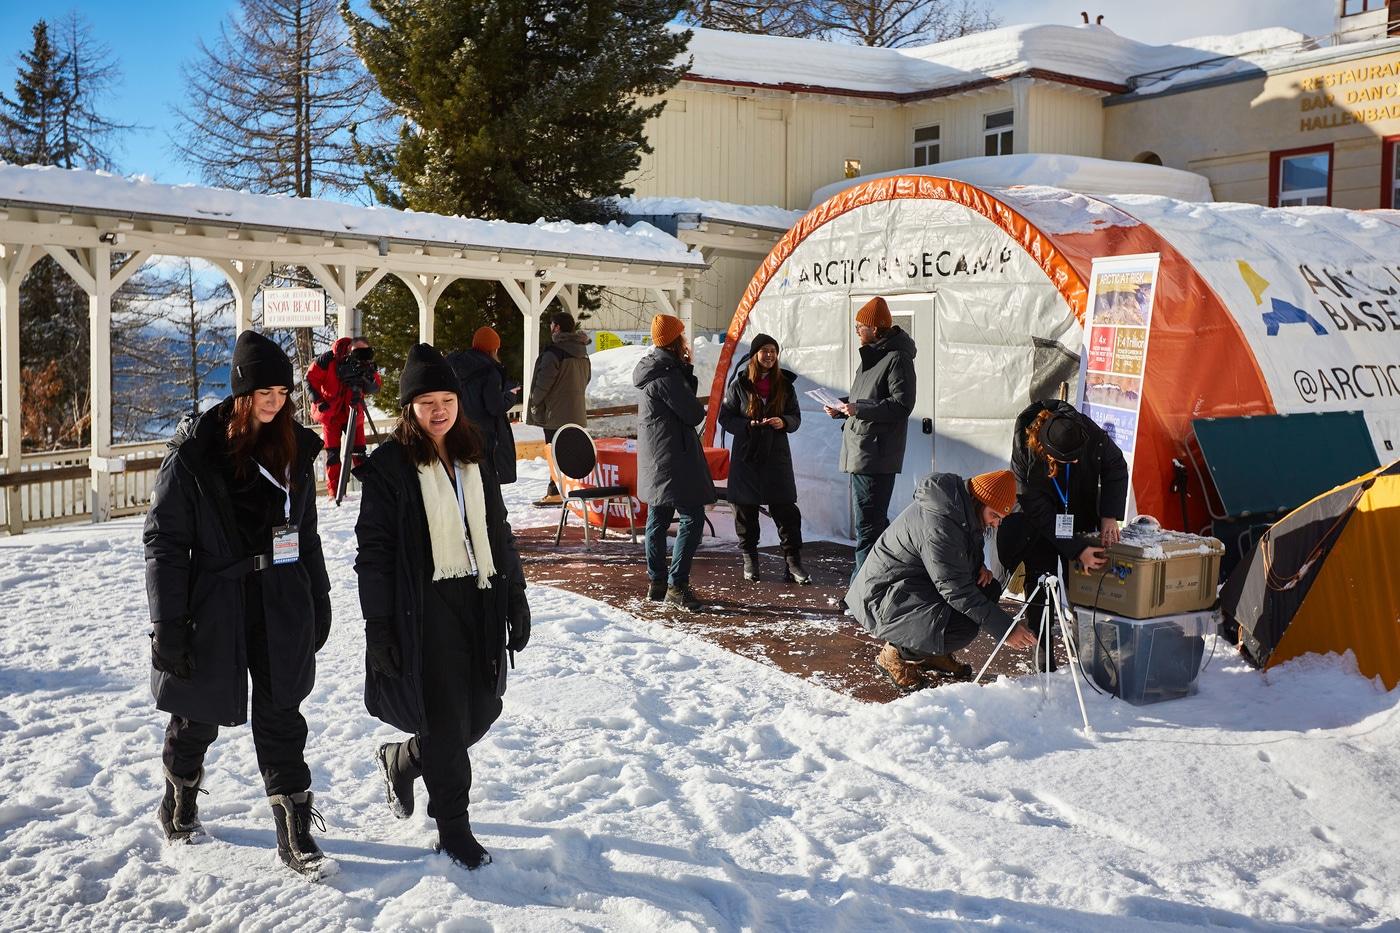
[1040,413,1089,462]
[749,333,779,356]
[230,330,294,397]
[398,343,460,406]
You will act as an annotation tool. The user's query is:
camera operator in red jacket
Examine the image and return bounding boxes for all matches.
[307,336,382,497]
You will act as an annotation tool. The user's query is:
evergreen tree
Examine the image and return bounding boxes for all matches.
[345,0,690,394]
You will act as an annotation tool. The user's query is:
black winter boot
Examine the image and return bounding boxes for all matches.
[157,766,206,843]
[377,741,420,820]
[783,552,811,585]
[665,582,704,612]
[436,814,491,869]
[646,580,667,601]
[269,791,337,881]
[742,550,761,582]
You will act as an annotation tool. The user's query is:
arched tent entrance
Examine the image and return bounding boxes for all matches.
[704,175,1400,539]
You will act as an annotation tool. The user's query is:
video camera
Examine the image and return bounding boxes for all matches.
[337,345,378,394]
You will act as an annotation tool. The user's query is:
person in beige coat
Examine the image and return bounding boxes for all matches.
[527,311,591,505]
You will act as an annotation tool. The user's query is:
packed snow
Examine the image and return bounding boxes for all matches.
[807,155,1215,208]
[586,337,724,409]
[613,197,804,233]
[0,163,705,268]
[2,457,1399,929]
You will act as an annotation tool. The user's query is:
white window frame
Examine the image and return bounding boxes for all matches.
[1277,150,1331,207]
[983,110,1014,157]
[912,123,941,167]
[1390,139,1400,209]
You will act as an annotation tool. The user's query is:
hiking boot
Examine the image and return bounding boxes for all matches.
[876,643,925,693]
[436,814,492,869]
[377,741,419,820]
[646,580,667,601]
[912,652,974,682]
[532,495,561,508]
[742,551,761,582]
[783,553,812,585]
[270,791,337,881]
[157,766,206,843]
[665,582,704,612]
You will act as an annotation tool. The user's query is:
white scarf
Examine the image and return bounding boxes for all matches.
[417,460,496,588]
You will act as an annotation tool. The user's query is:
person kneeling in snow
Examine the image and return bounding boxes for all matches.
[353,344,530,870]
[845,470,1037,692]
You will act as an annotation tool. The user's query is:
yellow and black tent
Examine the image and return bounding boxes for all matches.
[1220,460,1400,688]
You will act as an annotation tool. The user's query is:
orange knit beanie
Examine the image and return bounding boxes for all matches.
[855,296,892,328]
[471,326,500,354]
[969,470,1017,516]
[651,313,685,347]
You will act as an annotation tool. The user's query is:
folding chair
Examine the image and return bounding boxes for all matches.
[551,424,637,546]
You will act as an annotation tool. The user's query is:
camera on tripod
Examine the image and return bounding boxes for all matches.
[337,345,378,394]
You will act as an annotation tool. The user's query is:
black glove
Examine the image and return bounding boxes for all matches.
[151,619,194,679]
[314,593,332,651]
[507,598,531,653]
[366,621,401,678]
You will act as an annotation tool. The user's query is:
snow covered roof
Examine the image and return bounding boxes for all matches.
[808,155,1215,208]
[0,163,705,268]
[1120,34,1400,98]
[682,23,1309,99]
[614,196,803,232]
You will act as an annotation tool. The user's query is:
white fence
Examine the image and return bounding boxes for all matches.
[1,440,169,533]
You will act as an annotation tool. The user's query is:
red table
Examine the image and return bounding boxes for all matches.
[552,437,730,529]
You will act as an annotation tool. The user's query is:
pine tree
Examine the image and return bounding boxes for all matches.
[345,0,691,395]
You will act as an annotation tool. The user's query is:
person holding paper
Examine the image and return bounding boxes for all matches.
[353,344,531,869]
[823,296,917,582]
[1000,399,1128,670]
[143,329,334,878]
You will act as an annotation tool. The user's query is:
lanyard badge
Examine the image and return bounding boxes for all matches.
[1051,463,1074,539]
[257,462,299,565]
[453,464,480,576]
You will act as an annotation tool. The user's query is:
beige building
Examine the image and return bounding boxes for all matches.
[596,8,1400,338]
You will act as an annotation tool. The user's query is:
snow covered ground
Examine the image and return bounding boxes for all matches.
[2,458,1399,930]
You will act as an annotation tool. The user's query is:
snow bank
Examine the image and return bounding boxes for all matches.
[2,467,1399,928]
[586,337,723,409]
[614,196,803,232]
[0,163,705,267]
[808,154,1214,208]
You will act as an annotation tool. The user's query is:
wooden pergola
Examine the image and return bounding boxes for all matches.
[0,165,706,532]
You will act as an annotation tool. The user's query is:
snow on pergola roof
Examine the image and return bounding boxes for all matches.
[614,196,804,259]
[0,163,704,270]
[681,23,1309,98]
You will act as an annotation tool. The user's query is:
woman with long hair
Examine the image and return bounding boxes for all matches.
[354,343,530,869]
[144,329,334,879]
[718,333,809,584]
[1000,399,1129,669]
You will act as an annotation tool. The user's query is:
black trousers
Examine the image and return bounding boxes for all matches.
[850,473,896,583]
[733,502,804,555]
[996,512,1064,618]
[412,576,503,821]
[163,576,310,797]
[542,427,558,495]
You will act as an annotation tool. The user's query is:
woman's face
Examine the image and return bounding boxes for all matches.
[756,345,778,370]
[251,387,289,424]
[412,391,458,440]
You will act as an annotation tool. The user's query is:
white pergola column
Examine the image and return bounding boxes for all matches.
[209,258,271,333]
[1,243,35,534]
[305,262,389,341]
[505,276,566,414]
[398,273,457,347]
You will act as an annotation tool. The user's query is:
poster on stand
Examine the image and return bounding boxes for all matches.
[1077,253,1161,518]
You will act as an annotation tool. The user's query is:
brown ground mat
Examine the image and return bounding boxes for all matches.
[515,524,1066,703]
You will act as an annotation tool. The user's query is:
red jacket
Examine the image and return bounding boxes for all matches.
[307,337,381,426]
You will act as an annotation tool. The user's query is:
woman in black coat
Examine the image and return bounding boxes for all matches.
[718,333,809,585]
[143,329,333,879]
[354,343,530,870]
[446,326,520,484]
[1000,399,1129,669]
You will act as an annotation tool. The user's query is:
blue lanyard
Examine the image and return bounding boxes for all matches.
[1050,463,1071,513]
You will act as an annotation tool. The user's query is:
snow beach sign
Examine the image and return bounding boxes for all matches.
[261,287,327,328]
[1078,253,1160,517]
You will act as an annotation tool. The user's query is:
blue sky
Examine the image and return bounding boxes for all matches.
[0,1,1333,185]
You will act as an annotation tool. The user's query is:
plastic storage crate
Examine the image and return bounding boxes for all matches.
[1073,607,1218,705]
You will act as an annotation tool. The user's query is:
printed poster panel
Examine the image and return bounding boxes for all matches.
[1078,253,1162,518]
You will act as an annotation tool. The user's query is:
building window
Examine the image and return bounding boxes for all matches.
[913,125,941,167]
[1270,145,1332,207]
[983,110,1013,157]
[1341,0,1386,15]
[1383,136,1400,208]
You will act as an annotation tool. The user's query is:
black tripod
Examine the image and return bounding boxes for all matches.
[334,386,379,506]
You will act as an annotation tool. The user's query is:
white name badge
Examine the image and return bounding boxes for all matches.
[272,524,300,565]
[1054,514,1075,539]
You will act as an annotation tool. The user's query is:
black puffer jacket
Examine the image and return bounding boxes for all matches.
[353,439,529,735]
[838,326,917,475]
[845,472,1013,655]
[1010,400,1130,562]
[717,362,800,505]
[143,399,329,726]
[634,348,717,509]
[447,348,518,484]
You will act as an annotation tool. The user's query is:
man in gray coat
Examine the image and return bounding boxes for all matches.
[528,310,591,505]
[846,470,1037,692]
[824,296,917,582]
